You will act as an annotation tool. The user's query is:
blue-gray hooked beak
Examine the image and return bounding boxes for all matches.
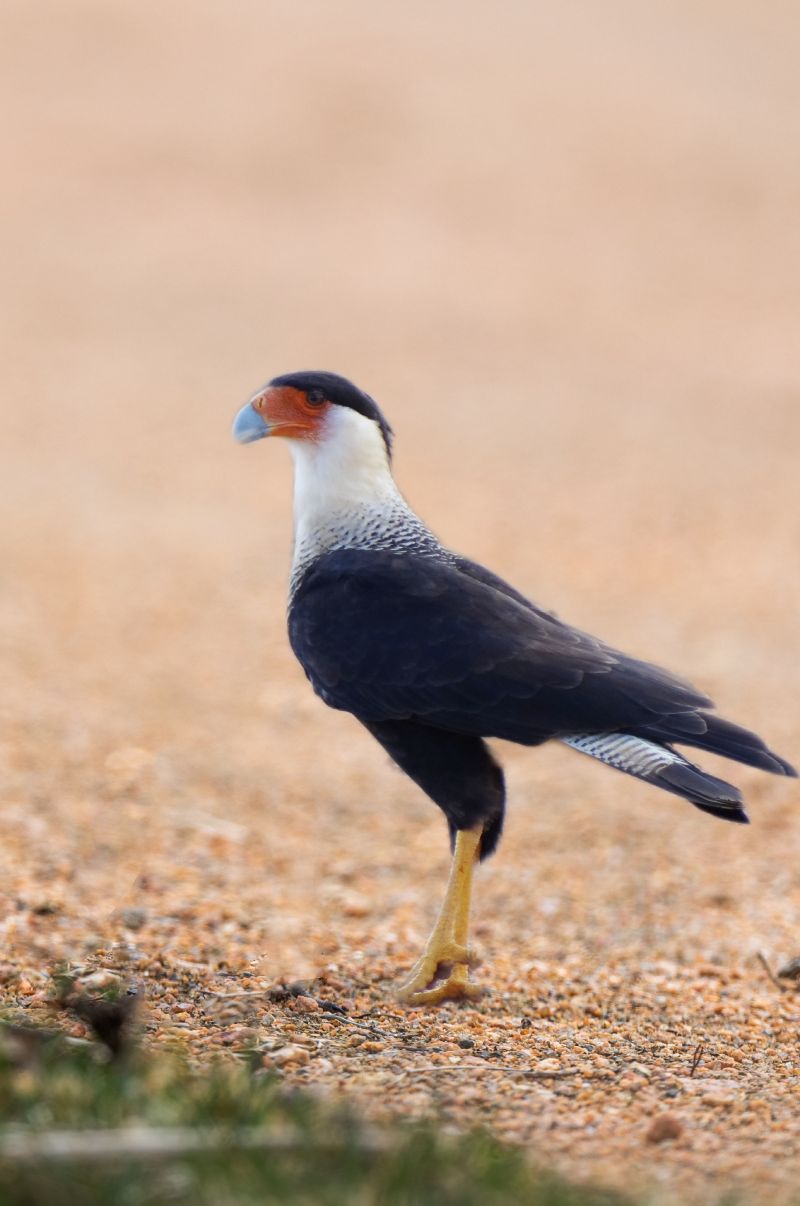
[232,402,271,444]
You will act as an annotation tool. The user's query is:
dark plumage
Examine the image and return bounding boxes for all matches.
[234,371,796,1004]
[288,548,794,844]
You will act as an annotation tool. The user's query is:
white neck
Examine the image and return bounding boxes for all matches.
[289,406,401,529]
[284,406,447,591]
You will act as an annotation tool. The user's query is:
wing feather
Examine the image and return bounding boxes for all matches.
[288,550,710,743]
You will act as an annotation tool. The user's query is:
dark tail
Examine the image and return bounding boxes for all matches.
[634,713,797,778]
[649,758,748,823]
[562,715,795,826]
[561,730,749,824]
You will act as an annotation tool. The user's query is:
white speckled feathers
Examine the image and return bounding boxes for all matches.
[288,405,450,595]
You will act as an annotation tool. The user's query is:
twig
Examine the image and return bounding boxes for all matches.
[207,987,348,1013]
[322,1014,392,1041]
[321,1012,429,1052]
[170,959,214,973]
[204,990,276,1002]
[0,1125,394,1164]
[398,1065,583,1080]
[689,1043,704,1077]
[756,952,787,994]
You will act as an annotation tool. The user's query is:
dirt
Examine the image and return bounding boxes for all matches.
[1,1,799,1202]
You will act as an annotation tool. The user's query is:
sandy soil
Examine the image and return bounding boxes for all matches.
[1,1,799,1201]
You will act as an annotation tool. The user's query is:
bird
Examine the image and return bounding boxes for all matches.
[232,370,796,1006]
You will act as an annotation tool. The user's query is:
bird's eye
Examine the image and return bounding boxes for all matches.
[306,389,326,407]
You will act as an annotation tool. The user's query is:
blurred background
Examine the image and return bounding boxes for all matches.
[1,0,798,1005]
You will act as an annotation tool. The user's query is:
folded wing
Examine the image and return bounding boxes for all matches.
[288,549,712,743]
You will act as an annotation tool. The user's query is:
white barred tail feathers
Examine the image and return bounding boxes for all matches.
[561,732,749,822]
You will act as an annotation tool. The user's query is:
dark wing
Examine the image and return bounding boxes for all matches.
[288,549,711,744]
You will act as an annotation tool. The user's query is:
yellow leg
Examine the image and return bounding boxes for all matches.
[396,827,483,1006]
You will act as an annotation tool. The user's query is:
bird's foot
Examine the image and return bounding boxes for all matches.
[395,827,484,1007]
[396,941,483,1006]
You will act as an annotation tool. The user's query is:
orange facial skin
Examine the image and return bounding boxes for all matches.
[250,385,331,440]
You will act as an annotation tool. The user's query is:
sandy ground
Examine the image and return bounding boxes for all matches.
[2,1,800,1201]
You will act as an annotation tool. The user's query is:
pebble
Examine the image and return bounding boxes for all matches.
[702,1092,737,1108]
[341,893,370,918]
[119,908,148,931]
[646,1114,684,1144]
[291,995,321,1014]
[77,971,123,993]
[265,1045,311,1069]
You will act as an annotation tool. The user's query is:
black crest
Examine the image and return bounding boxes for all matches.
[269,370,394,458]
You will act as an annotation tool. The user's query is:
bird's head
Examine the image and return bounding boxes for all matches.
[232,371,393,463]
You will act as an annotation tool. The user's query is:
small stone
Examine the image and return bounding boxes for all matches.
[646,1114,684,1144]
[270,1045,310,1068]
[458,1036,475,1049]
[119,908,148,931]
[291,995,320,1013]
[534,1057,561,1074]
[78,971,123,993]
[341,892,370,918]
[219,1026,258,1046]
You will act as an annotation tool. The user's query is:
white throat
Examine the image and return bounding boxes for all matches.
[286,406,447,592]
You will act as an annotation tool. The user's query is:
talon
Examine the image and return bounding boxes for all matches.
[396,943,482,1005]
[395,827,485,1008]
[397,960,484,1006]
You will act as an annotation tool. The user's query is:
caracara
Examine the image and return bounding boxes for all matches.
[233,371,796,1005]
